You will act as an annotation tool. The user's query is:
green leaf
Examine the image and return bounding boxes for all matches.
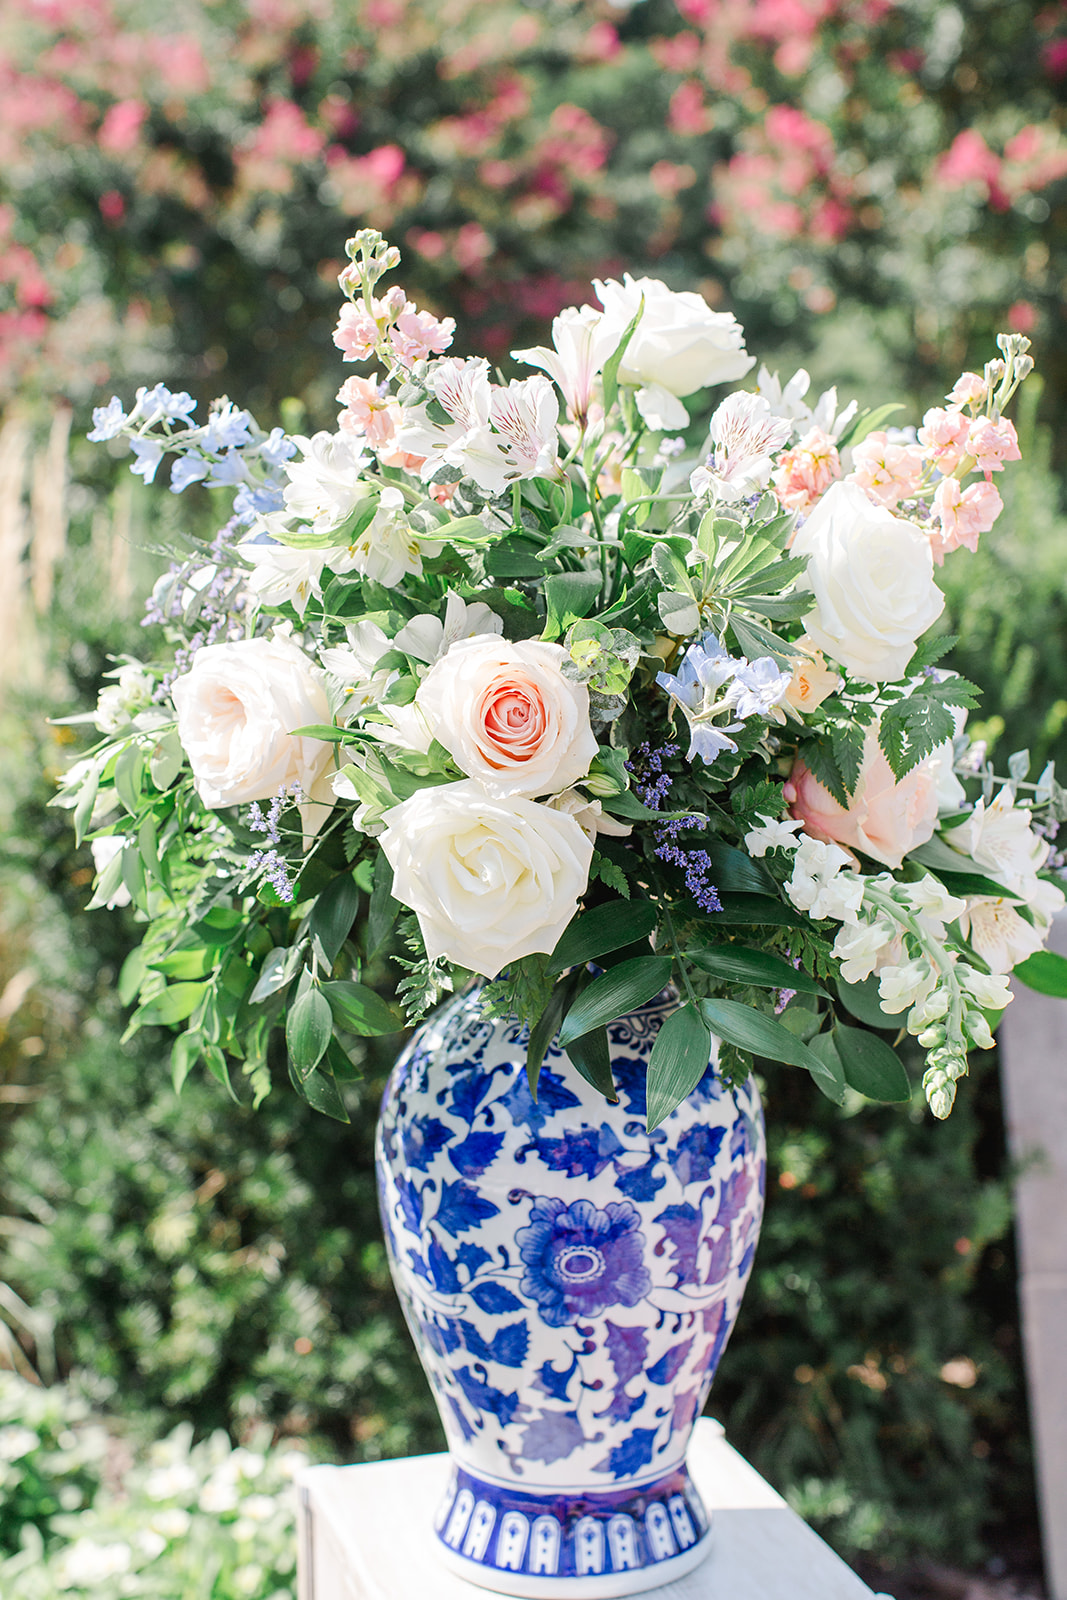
[113,741,145,818]
[833,1023,911,1102]
[803,1031,848,1104]
[837,401,905,448]
[547,899,658,975]
[301,1066,351,1123]
[657,590,701,635]
[728,612,798,667]
[543,572,601,640]
[151,947,215,980]
[735,592,814,623]
[601,299,644,414]
[926,869,1022,901]
[697,840,778,896]
[698,892,807,929]
[798,736,849,808]
[699,996,831,1076]
[310,872,360,969]
[368,851,400,956]
[170,1031,203,1095]
[830,721,866,797]
[1013,949,1067,997]
[646,1003,713,1131]
[526,971,582,1098]
[202,1043,240,1104]
[148,728,183,791]
[836,976,896,1029]
[73,767,100,847]
[322,979,403,1036]
[117,945,148,1007]
[878,696,956,780]
[286,985,334,1076]
[249,944,305,1005]
[688,945,822,995]
[288,723,362,743]
[557,956,673,1047]
[433,514,499,546]
[134,981,209,1028]
[485,537,547,578]
[565,1026,618,1102]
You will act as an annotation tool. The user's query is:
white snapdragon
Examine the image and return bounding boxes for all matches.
[877,958,937,1014]
[831,916,902,985]
[786,838,864,922]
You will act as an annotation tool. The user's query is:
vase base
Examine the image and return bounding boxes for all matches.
[434,1460,712,1598]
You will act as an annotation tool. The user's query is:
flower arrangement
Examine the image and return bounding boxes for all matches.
[61,228,1067,1131]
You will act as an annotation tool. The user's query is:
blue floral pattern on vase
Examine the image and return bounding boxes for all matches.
[375,984,766,1597]
[517,1198,651,1328]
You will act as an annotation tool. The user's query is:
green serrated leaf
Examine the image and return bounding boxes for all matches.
[878,697,955,779]
[547,899,658,975]
[645,1003,713,1130]
[798,737,850,808]
[557,956,673,1047]
[833,1023,911,1102]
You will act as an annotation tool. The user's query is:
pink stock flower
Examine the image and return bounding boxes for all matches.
[847,431,925,508]
[336,375,401,450]
[930,477,1003,561]
[785,728,940,869]
[948,372,988,409]
[389,306,456,365]
[334,302,379,362]
[771,425,840,512]
[966,415,1021,474]
[917,406,970,472]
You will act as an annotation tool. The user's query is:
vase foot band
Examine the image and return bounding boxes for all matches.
[434,1461,712,1598]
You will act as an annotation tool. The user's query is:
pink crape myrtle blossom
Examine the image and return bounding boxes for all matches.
[690,391,792,502]
[917,406,970,473]
[930,476,1003,561]
[847,430,925,508]
[771,425,840,511]
[966,415,1021,474]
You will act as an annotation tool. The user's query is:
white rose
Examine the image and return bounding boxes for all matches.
[171,637,335,839]
[593,274,755,428]
[791,480,945,683]
[380,781,593,978]
[415,636,598,799]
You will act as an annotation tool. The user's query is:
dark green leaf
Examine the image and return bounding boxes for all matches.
[1013,950,1067,998]
[803,1031,848,1104]
[688,945,822,995]
[526,971,582,1097]
[368,851,400,957]
[878,696,955,780]
[565,1025,618,1102]
[833,1023,911,1102]
[700,996,831,1076]
[547,899,658,975]
[925,869,1021,901]
[202,1043,240,1104]
[646,1003,713,1131]
[557,956,673,1047]
[322,980,403,1036]
[799,736,849,808]
[310,872,360,969]
[249,944,305,1005]
[485,537,546,578]
[836,976,896,1029]
[698,840,778,895]
[286,986,333,1076]
[699,893,808,929]
[301,1066,351,1122]
[735,592,814,623]
[170,1031,202,1095]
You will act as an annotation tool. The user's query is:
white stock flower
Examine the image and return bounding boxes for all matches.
[513,304,617,418]
[744,814,805,857]
[899,875,966,925]
[593,274,755,428]
[393,590,503,664]
[960,967,1013,1011]
[690,392,792,502]
[415,637,598,799]
[241,538,327,616]
[282,432,370,535]
[790,480,945,683]
[786,837,864,922]
[171,636,335,842]
[380,781,593,978]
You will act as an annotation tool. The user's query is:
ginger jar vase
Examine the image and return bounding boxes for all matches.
[375,985,766,1599]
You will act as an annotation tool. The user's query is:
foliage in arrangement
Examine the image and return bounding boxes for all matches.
[3,0,1067,426]
[0,1371,301,1600]
[59,230,1067,1136]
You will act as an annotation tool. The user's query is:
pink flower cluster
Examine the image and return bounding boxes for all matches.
[333,288,455,368]
[772,427,841,511]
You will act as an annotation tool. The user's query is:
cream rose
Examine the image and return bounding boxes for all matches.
[171,636,335,826]
[415,636,598,798]
[785,724,939,869]
[593,274,754,428]
[791,480,945,683]
[380,781,593,978]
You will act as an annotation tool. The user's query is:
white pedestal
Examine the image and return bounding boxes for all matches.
[296,1418,884,1600]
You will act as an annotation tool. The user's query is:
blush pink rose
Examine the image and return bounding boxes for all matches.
[784,725,939,868]
[415,636,598,799]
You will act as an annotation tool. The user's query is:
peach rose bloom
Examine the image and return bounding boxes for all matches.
[783,639,841,714]
[785,725,939,868]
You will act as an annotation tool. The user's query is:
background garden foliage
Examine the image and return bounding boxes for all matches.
[2,0,1067,1588]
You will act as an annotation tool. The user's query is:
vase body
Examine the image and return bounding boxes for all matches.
[375,985,765,1599]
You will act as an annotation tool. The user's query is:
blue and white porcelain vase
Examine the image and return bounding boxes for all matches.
[375,985,766,1599]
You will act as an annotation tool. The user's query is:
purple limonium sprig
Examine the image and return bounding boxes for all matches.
[626,744,722,913]
[143,522,249,693]
[245,788,297,901]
